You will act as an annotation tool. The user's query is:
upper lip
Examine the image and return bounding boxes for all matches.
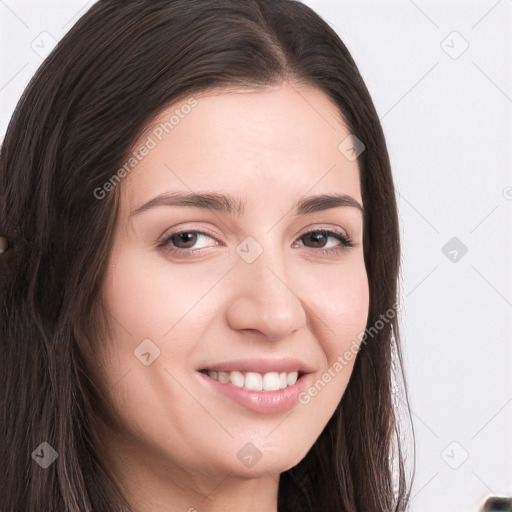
[199,357,315,375]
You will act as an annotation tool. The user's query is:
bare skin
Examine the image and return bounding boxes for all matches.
[92,81,369,512]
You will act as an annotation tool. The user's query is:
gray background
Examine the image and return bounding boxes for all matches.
[1,1,511,510]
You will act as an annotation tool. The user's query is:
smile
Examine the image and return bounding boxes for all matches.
[199,369,300,391]
[197,368,310,414]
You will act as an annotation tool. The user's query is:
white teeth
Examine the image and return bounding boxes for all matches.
[244,372,263,391]
[217,371,229,384]
[262,372,280,391]
[206,369,301,390]
[286,371,298,386]
[230,370,244,387]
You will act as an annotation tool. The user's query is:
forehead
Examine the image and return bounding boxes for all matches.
[121,82,362,215]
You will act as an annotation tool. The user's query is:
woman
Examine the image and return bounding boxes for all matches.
[0,0,415,510]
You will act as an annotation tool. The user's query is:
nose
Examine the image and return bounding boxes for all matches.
[225,246,307,342]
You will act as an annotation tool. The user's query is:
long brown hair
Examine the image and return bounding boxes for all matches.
[0,1,415,510]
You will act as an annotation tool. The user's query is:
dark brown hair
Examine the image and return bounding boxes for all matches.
[0,0,415,510]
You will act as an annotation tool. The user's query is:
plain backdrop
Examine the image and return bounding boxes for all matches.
[1,1,511,510]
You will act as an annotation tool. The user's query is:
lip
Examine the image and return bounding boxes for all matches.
[197,370,311,413]
[197,357,315,375]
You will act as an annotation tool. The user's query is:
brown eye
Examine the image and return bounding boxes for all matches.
[302,231,331,248]
[298,229,353,251]
[169,231,199,249]
[158,229,220,257]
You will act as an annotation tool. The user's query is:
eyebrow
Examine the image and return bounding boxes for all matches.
[130,190,364,218]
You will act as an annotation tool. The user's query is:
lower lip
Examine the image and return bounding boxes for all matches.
[197,371,309,413]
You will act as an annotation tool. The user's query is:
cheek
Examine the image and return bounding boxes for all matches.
[97,246,220,401]
[103,246,225,338]
[305,258,369,361]
[285,259,368,457]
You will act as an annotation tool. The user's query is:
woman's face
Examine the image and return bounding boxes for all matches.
[96,81,369,484]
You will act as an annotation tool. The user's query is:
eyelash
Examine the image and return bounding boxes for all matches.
[158,228,354,258]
